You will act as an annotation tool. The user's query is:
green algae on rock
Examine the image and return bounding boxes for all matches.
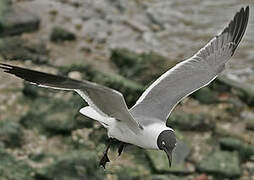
[146,149,194,174]
[35,150,105,180]
[141,175,183,180]
[0,120,23,147]
[219,137,254,160]
[0,36,48,64]
[167,111,215,131]
[50,26,76,43]
[20,96,90,136]
[0,148,34,180]
[197,150,241,178]
[191,87,218,104]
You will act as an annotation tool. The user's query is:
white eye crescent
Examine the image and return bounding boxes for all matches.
[162,141,165,146]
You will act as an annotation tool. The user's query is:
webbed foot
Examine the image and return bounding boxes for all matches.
[118,142,125,156]
[99,153,110,169]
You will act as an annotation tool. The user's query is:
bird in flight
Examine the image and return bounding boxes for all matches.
[0,6,249,168]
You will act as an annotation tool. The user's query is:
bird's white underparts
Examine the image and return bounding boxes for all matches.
[0,6,250,168]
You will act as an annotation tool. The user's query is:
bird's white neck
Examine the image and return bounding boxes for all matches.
[108,121,173,150]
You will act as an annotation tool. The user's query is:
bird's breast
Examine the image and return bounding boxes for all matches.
[108,121,169,149]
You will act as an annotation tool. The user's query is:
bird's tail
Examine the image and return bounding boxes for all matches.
[79,106,110,127]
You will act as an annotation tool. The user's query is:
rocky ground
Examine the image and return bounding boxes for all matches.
[0,0,254,180]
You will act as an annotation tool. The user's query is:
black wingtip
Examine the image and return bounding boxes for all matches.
[0,63,12,72]
[229,6,250,54]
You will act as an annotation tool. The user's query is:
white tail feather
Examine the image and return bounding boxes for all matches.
[79,106,110,126]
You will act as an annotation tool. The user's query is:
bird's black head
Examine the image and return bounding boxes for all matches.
[157,130,176,167]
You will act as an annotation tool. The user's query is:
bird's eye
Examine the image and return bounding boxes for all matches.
[162,141,165,146]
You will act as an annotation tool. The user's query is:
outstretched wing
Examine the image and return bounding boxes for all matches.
[130,7,249,125]
[0,63,141,134]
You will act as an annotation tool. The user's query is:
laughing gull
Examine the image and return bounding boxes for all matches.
[0,6,249,168]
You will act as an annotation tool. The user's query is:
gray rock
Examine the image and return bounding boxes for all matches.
[0,1,40,37]
[68,71,83,80]
[219,137,254,160]
[82,19,109,42]
[0,36,48,64]
[0,148,34,180]
[197,150,241,178]
[50,26,76,43]
[167,111,215,131]
[0,120,23,147]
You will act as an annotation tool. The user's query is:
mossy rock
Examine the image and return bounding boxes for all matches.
[146,149,194,174]
[35,150,105,180]
[0,120,23,147]
[20,95,91,136]
[197,150,241,178]
[115,166,143,180]
[191,87,218,104]
[141,175,183,180]
[216,76,254,106]
[0,148,34,180]
[0,1,40,37]
[50,26,76,42]
[0,36,48,64]
[110,48,178,85]
[167,111,215,131]
[219,137,254,160]
[22,82,39,99]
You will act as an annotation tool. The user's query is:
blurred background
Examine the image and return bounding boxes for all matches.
[0,0,254,179]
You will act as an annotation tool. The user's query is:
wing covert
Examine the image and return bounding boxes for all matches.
[0,63,141,134]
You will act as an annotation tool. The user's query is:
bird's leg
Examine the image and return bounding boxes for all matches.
[118,142,126,156]
[99,138,113,168]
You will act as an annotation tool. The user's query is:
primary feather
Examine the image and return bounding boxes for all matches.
[130,6,249,125]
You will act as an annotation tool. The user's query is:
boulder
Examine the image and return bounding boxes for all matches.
[35,150,105,180]
[167,111,215,131]
[50,26,76,42]
[217,76,254,106]
[219,137,254,160]
[0,1,40,37]
[20,95,91,136]
[197,150,241,178]
[0,36,48,64]
[146,149,194,174]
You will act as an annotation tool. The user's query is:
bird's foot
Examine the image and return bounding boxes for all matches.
[99,153,110,169]
[118,142,125,156]
[99,138,113,169]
